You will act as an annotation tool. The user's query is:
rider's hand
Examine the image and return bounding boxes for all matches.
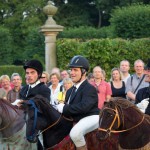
[136,98,149,113]
[56,103,65,113]
[11,99,24,107]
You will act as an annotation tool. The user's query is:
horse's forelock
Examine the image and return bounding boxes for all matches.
[109,97,145,117]
[110,97,134,109]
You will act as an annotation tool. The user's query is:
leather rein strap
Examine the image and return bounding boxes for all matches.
[37,114,62,136]
[99,106,145,133]
[27,100,73,137]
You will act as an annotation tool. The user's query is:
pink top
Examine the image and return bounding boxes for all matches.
[91,80,112,109]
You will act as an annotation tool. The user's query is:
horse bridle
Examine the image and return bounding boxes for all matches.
[98,106,145,134]
[27,100,73,138]
[26,100,41,140]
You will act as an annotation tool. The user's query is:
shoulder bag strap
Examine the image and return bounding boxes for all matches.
[133,74,145,94]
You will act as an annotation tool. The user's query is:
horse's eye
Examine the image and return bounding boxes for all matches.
[106,112,113,118]
[110,114,113,117]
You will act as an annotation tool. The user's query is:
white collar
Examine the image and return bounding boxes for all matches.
[29,80,41,88]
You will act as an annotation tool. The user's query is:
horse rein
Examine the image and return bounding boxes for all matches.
[37,114,62,136]
[98,106,145,134]
[27,100,41,140]
[37,114,73,136]
[27,100,73,137]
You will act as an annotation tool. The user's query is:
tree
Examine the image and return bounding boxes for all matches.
[0,26,14,64]
[0,0,47,65]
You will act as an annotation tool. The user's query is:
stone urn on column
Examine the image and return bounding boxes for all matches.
[40,1,64,74]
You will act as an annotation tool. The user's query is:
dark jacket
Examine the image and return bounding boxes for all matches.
[63,80,100,122]
[20,82,50,101]
[136,85,150,115]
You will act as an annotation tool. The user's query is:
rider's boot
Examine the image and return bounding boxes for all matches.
[76,145,87,150]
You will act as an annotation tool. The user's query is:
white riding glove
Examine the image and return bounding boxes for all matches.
[56,103,65,113]
[11,99,22,106]
[136,98,149,113]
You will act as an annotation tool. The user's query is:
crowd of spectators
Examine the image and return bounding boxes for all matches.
[0,57,149,150]
[0,58,149,115]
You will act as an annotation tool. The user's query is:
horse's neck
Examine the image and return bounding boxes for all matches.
[119,116,150,149]
[1,106,25,138]
[47,106,62,123]
[42,116,73,149]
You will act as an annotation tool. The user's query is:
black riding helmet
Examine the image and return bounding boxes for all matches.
[69,55,89,73]
[23,60,43,78]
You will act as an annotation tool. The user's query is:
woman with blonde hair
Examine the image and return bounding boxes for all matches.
[110,68,126,98]
[0,75,12,98]
[49,73,62,108]
[57,78,73,103]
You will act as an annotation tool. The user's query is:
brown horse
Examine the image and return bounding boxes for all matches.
[23,95,118,150]
[0,98,36,150]
[98,97,150,150]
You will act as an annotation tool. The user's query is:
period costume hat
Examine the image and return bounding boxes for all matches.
[23,60,43,77]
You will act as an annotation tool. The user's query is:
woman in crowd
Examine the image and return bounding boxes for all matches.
[57,77,73,103]
[0,75,12,98]
[40,71,50,86]
[110,68,126,98]
[49,73,62,108]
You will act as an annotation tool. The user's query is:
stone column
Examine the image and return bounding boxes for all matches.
[40,1,64,74]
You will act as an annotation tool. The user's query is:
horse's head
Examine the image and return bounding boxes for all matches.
[23,98,48,143]
[98,100,121,140]
[98,97,145,141]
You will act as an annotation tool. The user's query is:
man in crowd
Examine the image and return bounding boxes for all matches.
[60,70,70,80]
[126,59,149,103]
[136,59,150,115]
[120,60,130,84]
[7,73,22,103]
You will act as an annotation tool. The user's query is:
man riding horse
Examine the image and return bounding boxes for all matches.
[15,59,50,150]
[20,59,50,102]
[56,55,100,150]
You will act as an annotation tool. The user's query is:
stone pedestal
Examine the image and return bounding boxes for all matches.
[40,1,64,74]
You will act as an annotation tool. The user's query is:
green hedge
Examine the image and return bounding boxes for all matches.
[57,38,150,80]
[0,38,149,82]
[58,26,114,39]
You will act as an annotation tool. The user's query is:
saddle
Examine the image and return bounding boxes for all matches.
[47,129,119,150]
